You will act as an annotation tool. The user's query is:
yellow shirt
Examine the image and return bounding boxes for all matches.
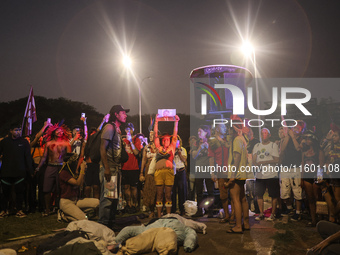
[228,136,248,180]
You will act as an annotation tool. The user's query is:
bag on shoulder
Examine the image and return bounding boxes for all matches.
[84,128,105,164]
[85,122,129,164]
[148,157,157,175]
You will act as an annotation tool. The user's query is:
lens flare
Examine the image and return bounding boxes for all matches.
[123,55,132,68]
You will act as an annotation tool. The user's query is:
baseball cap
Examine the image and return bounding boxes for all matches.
[110,105,130,115]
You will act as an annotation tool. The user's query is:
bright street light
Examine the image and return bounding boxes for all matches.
[241,41,261,141]
[122,55,132,69]
[241,41,254,57]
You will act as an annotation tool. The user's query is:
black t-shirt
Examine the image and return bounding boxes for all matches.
[0,136,33,178]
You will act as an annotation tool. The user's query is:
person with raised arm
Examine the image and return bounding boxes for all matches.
[35,124,71,216]
[139,130,157,218]
[59,160,99,221]
[77,114,109,199]
[153,114,179,218]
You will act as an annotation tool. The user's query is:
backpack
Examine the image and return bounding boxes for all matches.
[85,123,129,164]
[84,128,105,164]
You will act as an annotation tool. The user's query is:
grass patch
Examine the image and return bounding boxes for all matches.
[0,212,68,244]
[0,210,143,244]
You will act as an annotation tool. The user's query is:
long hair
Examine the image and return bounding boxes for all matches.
[176,135,182,147]
[44,124,71,142]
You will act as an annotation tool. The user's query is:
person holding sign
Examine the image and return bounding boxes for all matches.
[153,113,180,218]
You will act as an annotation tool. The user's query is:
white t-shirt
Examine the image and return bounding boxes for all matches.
[173,147,187,174]
[252,142,279,179]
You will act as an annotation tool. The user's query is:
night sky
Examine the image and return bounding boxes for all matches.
[1,0,340,115]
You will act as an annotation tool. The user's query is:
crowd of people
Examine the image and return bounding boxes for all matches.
[189,116,340,253]
[1,105,340,254]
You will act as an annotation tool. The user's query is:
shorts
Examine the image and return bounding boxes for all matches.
[218,178,229,200]
[280,169,302,200]
[43,165,62,193]
[255,178,280,198]
[121,170,139,187]
[154,168,174,186]
[234,179,246,187]
[85,162,100,186]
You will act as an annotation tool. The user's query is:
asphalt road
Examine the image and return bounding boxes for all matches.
[0,213,322,255]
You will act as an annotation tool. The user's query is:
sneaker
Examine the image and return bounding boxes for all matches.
[0,210,9,219]
[57,209,68,222]
[281,208,293,216]
[266,214,276,221]
[291,213,302,221]
[255,214,264,221]
[16,210,27,218]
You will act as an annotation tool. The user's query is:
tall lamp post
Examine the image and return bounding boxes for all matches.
[241,42,261,141]
[138,76,151,133]
[122,55,151,133]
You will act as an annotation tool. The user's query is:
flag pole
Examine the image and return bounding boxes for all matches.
[22,86,37,136]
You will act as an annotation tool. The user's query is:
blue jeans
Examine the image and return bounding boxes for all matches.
[98,166,120,228]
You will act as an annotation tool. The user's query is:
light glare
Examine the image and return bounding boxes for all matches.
[123,55,132,68]
[241,41,254,57]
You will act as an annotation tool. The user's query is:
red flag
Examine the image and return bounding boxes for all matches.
[22,86,37,136]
